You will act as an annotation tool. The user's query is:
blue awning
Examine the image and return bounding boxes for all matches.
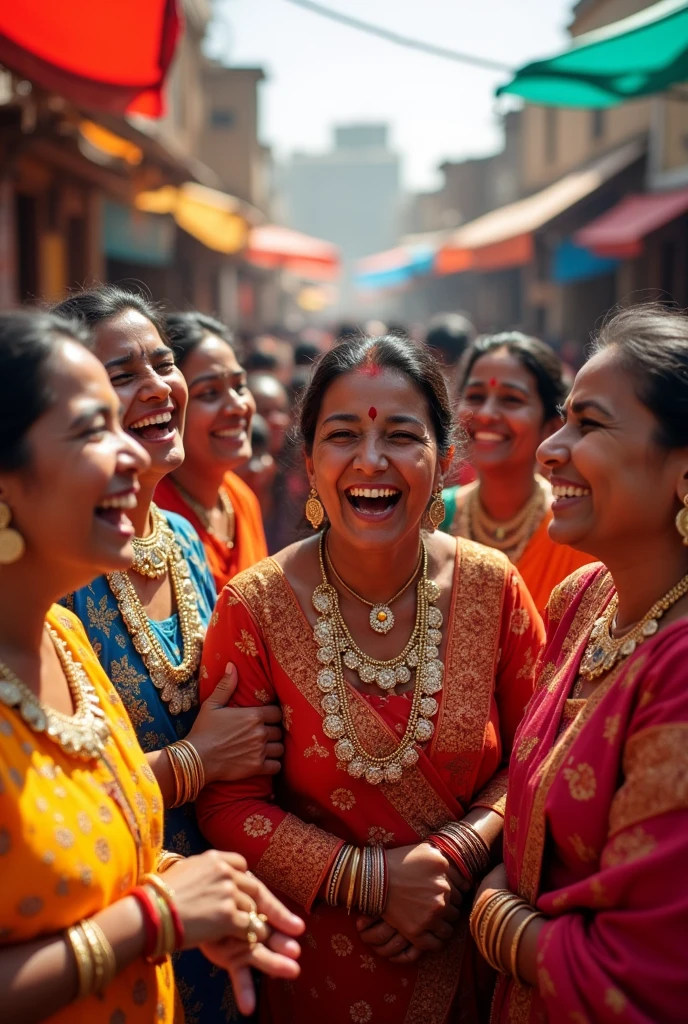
[553,238,620,283]
[103,200,175,266]
[355,243,436,292]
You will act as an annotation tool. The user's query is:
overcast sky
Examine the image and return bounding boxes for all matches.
[207,0,575,191]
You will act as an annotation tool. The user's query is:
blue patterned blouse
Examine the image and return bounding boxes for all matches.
[64,510,245,1023]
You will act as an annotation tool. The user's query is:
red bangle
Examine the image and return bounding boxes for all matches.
[130,886,162,960]
[430,834,473,882]
[167,897,185,950]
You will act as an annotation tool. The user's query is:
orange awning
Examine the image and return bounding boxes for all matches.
[575,187,688,257]
[245,225,340,281]
[437,140,643,275]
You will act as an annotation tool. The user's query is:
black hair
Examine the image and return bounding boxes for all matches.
[593,303,688,449]
[53,284,166,341]
[244,350,279,373]
[425,312,475,366]
[299,334,454,456]
[164,311,236,370]
[294,342,320,366]
[0,310,90,471]
[459,331,568,422]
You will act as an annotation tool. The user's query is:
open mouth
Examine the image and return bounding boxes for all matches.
[345,486,402,517]
[94,489,138,535]
[472,430,508,444]
[128,408,176,443]
[211,422,248,442]
[551,481,591,509]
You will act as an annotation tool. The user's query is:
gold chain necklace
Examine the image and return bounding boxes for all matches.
[171,480,235,547]
[312,533,443,785]
[460,477,548,563]
[130,504,174,578]
[325,540,422,634]
[108,508,205,715]
[580,571,688,681]
[0,625,110,759]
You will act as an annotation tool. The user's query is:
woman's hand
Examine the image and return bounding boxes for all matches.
[375,843,463,953]
[187,663,284,781]
[202,928,301,1016]
[475,861,510,903]
[161,850,304,950]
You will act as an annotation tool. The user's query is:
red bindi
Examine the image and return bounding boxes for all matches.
[489,377,498,387]
[368,406,377,421]
[359,364,382,377]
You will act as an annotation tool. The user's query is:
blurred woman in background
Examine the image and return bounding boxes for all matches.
[0,309,303,1024]
[442,333,594,614]
[156,311,267,591]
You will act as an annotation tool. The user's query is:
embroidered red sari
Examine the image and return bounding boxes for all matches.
[495,563,688,1024]
[196,539,544,1024]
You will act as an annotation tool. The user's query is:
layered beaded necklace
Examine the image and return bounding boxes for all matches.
[324,541,422,635]
[459,476,549,564]
[107,504,205,715]
[171,479,235,547]
[312,532,444,785]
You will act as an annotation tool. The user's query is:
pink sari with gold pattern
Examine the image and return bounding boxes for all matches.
[196,539,544,1024]
[495,563,688,1024]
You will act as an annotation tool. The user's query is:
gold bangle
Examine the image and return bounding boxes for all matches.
[177,739,205,798]
[333,845,354,906]
[158,850,185,873]
[479,893,514,968]
[510,910,541,986]
[141,871,176,906]
[165,743,186,807]
[490,899,527,973]
[79,918,116,997]
[327,845,351,906]
[66,924,94,999]
[346,848,361,915]
[145,886,176,961]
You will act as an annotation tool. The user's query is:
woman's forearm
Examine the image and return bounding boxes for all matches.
[146,747,176,806]
[498,905,546,988]
[462,806,504,853]
[2,895,146,1024]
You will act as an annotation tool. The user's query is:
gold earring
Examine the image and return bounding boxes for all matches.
[305,488,325,530]
[0,502,25,564]
[427,485,446,531]
[677,495,688,545]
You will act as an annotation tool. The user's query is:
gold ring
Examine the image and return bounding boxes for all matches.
[246,910,264,946]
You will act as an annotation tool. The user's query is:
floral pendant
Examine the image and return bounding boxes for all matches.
[370,604,394,633]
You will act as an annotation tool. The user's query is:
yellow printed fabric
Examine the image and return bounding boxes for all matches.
[0,605,176,1023]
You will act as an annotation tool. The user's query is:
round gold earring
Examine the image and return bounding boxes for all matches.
[0,501,25,564]
[427,484,446,532]
[676,495,688,546]
[305,488,325,530]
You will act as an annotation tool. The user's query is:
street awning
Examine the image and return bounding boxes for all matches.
[497,0,688,108]
[355,243,436,291]
[575,186,688,256]
[436,140,643,275]
[135,183,259,255]
[245,226,340,281]
[0,0,181,117]
[553,239,620,283]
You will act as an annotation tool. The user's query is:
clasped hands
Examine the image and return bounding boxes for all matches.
[356,842,471,964]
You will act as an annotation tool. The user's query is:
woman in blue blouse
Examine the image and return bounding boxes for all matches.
[55,286,283,1023]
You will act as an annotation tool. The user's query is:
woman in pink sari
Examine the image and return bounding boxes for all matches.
[471,305,688,1023]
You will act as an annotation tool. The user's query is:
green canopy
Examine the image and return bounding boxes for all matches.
[497,0,688,107]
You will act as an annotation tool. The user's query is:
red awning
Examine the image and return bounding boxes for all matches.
[245,225,340,281]
[575,187,688,257]
[0,0,181,117]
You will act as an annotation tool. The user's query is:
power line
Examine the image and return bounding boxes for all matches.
[283,0,513,73]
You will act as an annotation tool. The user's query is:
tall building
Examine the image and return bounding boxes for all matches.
[283,123,401,311]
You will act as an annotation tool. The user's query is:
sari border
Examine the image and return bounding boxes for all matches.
[403,920,466,1024]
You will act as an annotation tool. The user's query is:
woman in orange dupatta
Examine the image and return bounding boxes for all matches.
[196,334,545,1024]
[441,333,594,615]
[0,311,304,1023]
[473,306,688,1023]
[156,312,267,591]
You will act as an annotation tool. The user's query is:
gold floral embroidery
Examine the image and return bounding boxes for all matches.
[254,689,271,704]
[86,595,119,636]
[383,993,397,1003]
[404,925,468,1024]
[515,736,539,761]
[94,837,110,862]
[304,931,317,949]
[235,629,258,657]
[304,734,329,758]
[211,609,219,627]
[109,655,147,691]
[551,892,568,910]
[368,825,394,845]
[472,773,508,816]
[604,988,626,1014]
[227,591,240,606]
[563,761,597,801]
[589,878,609,906]
[568,833,597,863]
[608,723,688,836]
[517,646,536,680]
[510,607,530,636]
[243,813,274,838]
[331,788,356,811]
[603,825,657,867]
[546,565,591,624]
[331,933,353,956]
[536,661,558,692]
[603,714,620,743]
[325,976,336,990]
[359,953,376,971]
[200,665,208,680]
[349,1001,372,1023]
[282,704,293,731]
[255,814,341,908]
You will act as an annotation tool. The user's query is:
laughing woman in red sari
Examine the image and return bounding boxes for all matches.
[196,335,546,1024]
[472,305,688,1023]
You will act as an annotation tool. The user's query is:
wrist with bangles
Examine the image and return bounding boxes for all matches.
[469,887,544,985]
[165,739,205,807]
[428,820,491,885]
[325,843,389,916]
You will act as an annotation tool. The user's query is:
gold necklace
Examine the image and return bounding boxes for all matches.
[460,477,548,563]
[325,540,423,634]
[131,504,175,578]
[580,571,688,681]
[312,533,443,785]
[0,625,110,759]
[107,512,205,715]
[172,480,235,547]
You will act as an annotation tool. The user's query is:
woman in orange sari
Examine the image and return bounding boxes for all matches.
[441,333,594,615]
[156,312,267,591]
[196,335,545,1024]
[472,305,688,1022]
[0,311,303,1023]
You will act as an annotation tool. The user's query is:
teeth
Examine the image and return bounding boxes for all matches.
[348,487,400,499]
[474,431,505,442]
[213,427,245,438]
[129,411,172,430]
[552,485,590,498]
[98,492,138,511]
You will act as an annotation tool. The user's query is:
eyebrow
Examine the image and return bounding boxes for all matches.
[569,398,613,418]
[190,368,245,387]
[464,377,530,396]
[104,345,173,370]
[69,402,110,431]
[321,412,426,429]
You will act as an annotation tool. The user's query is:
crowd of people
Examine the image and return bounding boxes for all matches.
[0,286,686,1024]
